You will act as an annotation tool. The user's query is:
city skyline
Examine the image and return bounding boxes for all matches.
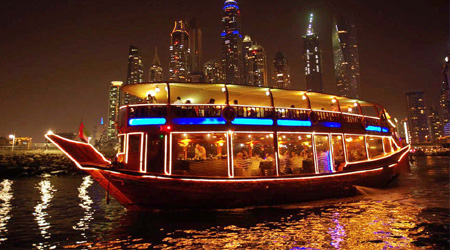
[0,0,448,142]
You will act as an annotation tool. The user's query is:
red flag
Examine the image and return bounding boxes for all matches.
[78,121,89,143]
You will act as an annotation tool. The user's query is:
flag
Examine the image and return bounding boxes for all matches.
[78,121,90,143]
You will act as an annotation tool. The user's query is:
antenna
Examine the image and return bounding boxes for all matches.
[307,13,314,35]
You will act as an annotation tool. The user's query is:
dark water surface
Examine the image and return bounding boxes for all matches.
[0,156,448,249]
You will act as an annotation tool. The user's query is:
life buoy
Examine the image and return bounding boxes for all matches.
[222,106,236,122]
[308,111,319,125]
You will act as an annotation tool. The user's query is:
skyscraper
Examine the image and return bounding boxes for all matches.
[332,16,361,98]
[149,47,163,82]
[245,44,268,87]
[428,106,443,142]
[242,35,254,85]
[406,91,430,144]
[108,81,123,141]
[189,18,203,82]
[221,0,243,84]
[272,51,291,89]
[169,20,190,82]
[303,13,323,93]
[439,55,450,135]
[122,45,144,105]
[204,59,222,83]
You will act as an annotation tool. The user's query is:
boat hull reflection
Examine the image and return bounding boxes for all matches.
[88,147,409,210]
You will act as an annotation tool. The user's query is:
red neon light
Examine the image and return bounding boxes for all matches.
[44,133,110,171]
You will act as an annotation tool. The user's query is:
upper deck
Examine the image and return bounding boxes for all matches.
[117,83,394,135]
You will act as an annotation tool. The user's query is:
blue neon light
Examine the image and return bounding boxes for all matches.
[221,32,226,37]
[232,30,240,35]
[365,125,382,132]
[277,119,312,127]
[129,118,166,126]
[231,118,273,126]
[172,117,226,125]
[321,122,342,128]
[223,4,239,10]
[382,127,389,133]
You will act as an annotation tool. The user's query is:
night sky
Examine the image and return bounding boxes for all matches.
[1,0,448,142]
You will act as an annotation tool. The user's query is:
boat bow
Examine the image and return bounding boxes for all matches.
[45,133,111,169]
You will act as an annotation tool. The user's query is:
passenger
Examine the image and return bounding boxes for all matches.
[234,100,245,117]
[240,148,249,159]
[147,94,157,103]
[249,108,257,117]
[194,144,206,160]
[234,152,249,176]
[331,104,338,112]
[184,100,197,117]
[174,96,183,104]
[280,150,292,174]
[288,105,297,118]
[206,98,217,117]
[317,150,331,173]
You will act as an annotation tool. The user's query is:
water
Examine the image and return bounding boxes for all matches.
[0,157,448,249]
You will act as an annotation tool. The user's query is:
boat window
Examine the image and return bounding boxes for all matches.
[314,135,332,173]
[126,134,142,172]
[345,135,368,162]
[278,133,315,175]
[171,133,228,177]
[367,136,384,159]
[146,134,165,173]
[383,137,392,153]
[232,133,275,177]
[118,135,125,153]
[129,135,141,154]
[331,135,345,172]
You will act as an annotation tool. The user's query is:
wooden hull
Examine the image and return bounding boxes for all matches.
[87,147,409,210]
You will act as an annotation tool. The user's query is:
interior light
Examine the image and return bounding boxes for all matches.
[155,86,160,93]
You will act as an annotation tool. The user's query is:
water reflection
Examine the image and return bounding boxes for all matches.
[73,176,94,241]
[0,180,13,244]
[329,212,345,249]
[32,179,56,249]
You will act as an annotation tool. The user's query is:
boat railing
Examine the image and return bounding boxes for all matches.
[119,103,383,128]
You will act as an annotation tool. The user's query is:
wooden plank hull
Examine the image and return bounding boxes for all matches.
[87,148,409,210]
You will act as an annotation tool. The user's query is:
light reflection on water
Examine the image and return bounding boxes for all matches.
[0,179,13,244]
[32,179,56,249]
[73,175,94,242]
[0,156,448,249]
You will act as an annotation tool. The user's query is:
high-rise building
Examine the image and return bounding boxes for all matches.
[242,35,254,85]
[303,13,323,93]
[149,47,163,82]
[332,16,361,98]
[406,91,430,144]
[272,51,291,89]
[189,18,204,82]
[221,0,243,84]
[122,45,144,105]
[439,55,450,135]
[428,106,443,142]
[169,20,190,82]
[204,59,222,83]
[246,44,268,87]
[108,81,123,141]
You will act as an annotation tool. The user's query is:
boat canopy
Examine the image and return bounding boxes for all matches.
[121,82,382,113]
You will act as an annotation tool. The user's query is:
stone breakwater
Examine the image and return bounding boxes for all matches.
[0,152,84,178]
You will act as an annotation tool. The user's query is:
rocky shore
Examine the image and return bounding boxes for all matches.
[0,152,84,178]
